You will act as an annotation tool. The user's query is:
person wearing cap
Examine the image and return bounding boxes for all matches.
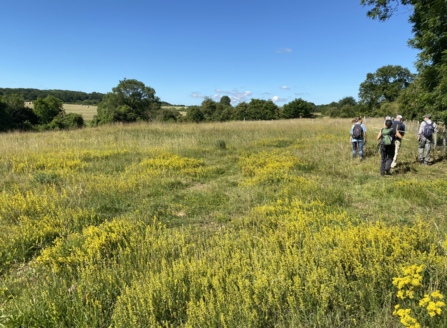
[390,115,405,168]
[418,114,438,165]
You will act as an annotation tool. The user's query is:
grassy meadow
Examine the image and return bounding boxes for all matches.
[1,118,447,327]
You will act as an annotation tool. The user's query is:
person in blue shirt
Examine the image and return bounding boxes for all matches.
[350,117,367,162]
[391,115,406,168]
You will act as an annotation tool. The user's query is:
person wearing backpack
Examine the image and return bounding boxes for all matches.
[350,117,367,161]
[418,114,438,165]
[376,120,402,176]
[390,115,406,168]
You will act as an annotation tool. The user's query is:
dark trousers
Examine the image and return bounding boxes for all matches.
[381,145,395,175]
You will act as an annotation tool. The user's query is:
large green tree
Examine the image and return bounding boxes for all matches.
[361,0,447,121]
[186,106,204,122]
[1,94,39,126]
[232,102,248,120]
[220,96,232,106]
[262,100,279,120]
[0,101,14,132]
[33,95,64,124]
[358,65,414,110]
[93,79,160,125]
[282,98,315,119]
[246,99,266,120]
[338,96,357,108]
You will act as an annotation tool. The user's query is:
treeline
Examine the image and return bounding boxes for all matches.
[0,88,104,105]
[184,96,316,123]
[0,78,319,132]
[0,88,183,107]
[318,64,446,124]
[91,79,316,126]
[322,0,447,125]
[317,65,417,120]
[0,94,83,132]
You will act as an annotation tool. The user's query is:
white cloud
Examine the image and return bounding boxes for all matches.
[280,86,290,90]
[276,47,292,54]
[215,88,252,104]
[262,92,271,95]
[191,93,204,98]
[294,92,310,96]
[271,96,288,103]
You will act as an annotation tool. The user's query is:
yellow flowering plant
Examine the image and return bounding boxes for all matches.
[393,265,446,327]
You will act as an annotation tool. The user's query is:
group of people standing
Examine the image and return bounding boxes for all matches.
[350,114,438,176]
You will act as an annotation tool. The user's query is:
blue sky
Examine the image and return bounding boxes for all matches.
[0,0,417,105]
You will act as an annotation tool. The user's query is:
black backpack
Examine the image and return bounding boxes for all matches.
[392,122,403,138]
[423,122,434,138]
[352,124,363,139]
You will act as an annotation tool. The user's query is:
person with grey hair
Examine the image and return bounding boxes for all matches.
[391,115,405,168]
[418,114,438,165]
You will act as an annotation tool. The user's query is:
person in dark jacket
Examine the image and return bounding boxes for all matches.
[376,120,402,176]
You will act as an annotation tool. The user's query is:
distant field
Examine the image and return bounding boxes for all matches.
[64,104,97,120]
[25,102,98,121]
[24,103,184,120]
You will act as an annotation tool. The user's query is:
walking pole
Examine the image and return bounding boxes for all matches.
[444,126,446,157]
[434,131,438,162]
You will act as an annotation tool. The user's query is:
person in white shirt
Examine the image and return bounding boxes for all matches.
[390,115,406,168]
[418,114,438,165]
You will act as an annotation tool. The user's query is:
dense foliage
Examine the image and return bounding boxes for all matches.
[92,79,161,125]
[0,94,85,132]
[361,0,447,122]
[0,88,104,105]
[33,95,64,124]
[317,65,415,119]
[183,97,315,122]
[359,65,414,109]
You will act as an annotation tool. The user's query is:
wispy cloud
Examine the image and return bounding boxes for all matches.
[276,47,292,54]
[191,93,204,98]
[215,88,252,104]
[262,92,271,95]
[280,86,290,90]
[271,96,288,103]
[294,92,310,96]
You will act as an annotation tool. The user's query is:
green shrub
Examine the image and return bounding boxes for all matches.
[32,171,59,185]
[216,140,227,150]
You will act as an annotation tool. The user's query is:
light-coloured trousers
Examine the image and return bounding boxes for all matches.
[390,140,401,168]
[418,137,432,163]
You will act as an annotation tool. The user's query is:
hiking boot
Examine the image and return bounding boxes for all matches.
[359,157,363,163]
[385,171,392,176]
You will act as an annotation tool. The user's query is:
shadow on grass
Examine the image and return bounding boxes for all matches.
[393,162,418,175]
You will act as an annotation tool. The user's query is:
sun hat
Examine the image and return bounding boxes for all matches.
[396,115,403,119]
[385,116,391,120]
[423,114,431,118]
